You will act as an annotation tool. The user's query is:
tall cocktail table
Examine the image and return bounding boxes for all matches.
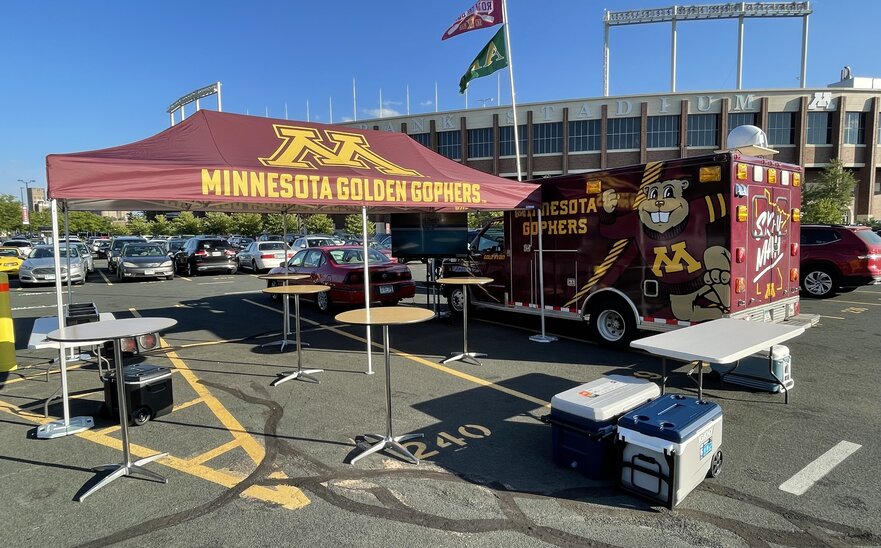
[263,284,330,386]
[258,273,310,351]
[436,277,492,365]
[47,316,177,501]
[335,306,435,464]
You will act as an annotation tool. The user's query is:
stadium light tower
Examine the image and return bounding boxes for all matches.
[603,2,812,96]
[167,82,222,126]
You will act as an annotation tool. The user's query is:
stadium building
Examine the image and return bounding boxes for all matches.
[344,72,881,222]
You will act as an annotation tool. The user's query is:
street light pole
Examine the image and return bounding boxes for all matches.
[17,178,34,211]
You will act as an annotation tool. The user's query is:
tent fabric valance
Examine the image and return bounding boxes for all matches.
[47,110,539,213]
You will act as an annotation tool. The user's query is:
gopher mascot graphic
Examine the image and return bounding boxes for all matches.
[599,177,730,322]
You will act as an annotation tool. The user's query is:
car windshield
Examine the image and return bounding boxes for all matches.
[0,249,20,257]
[328,248,389,265]
[29,247,78,259]
[124,245,165,257]
[308,238,335,247]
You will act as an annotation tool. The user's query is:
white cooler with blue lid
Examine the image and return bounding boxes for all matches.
[617,394,723,508]
[549,375,660,479]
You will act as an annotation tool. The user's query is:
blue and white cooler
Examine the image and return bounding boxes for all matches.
[617,394,723,508]
[549,375,660,479]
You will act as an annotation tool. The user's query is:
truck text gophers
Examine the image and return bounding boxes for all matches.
[442,153,817,346]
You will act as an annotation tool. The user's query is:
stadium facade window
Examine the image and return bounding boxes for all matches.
[768,112,796,145]
[728,112,758,130]
[499,125,527,157]
[646,115,680,148]
[843,112,866,145]
[568,120,601,152]
[467,128,493,159]
[410,133,431,148]
[607,117,640,150]
[806,112,832,145]
[436,130,461,160]
[687,113,719,147]
[532,122,563,154]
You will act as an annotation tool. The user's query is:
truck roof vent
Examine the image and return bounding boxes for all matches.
[717,125,778,157]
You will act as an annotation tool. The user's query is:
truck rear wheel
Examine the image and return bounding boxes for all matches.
[445,287,466,316]
[587,299,636,348]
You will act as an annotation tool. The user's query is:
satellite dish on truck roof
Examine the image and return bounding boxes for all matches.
[716,125,778,157]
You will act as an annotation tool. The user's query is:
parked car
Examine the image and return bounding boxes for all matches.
[266,246,416,311]
[257,233,283,242]
[174,236,237,276]
[165,238,187,256]
[91,238,111,257]
[342,239,397,262]
[289,236,337,249]
[0,246,26,276]
[107,236,148,272]
[800,224,881,298]
[117,242,175,281]
[228,236,255,250]
[148,239,170,254]
[19,245,85,286]
[2,239,33,258]
[67,241,94,274]
[235,241,293,272]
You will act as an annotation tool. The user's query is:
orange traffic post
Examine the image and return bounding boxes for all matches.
[0,273,17,372]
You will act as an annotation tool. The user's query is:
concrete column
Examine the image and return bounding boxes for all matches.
[796,97,808,167]
[562,107,570,174]
[492,113,500,175]
[639,102,648,164]
[720,98,730,149]
[460,116,467,163]
[429,119,438,152]
[601,104,609,169]
[526,110,534,179]
[856,98,878,220]
[679,100,689,157]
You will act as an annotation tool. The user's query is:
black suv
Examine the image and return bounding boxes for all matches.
[174,237,237,276]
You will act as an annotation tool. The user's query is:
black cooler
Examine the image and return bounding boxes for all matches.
[102,364,174,425]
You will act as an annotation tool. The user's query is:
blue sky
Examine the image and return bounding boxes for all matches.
[1,0,877,199]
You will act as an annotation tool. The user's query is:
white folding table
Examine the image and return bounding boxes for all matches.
[630,318,805,403]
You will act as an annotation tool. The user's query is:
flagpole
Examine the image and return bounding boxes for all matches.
[353,78,357,121]
[306,99,310,122]
[498,72,502,106]
[379,88,383,118]
[329,96,333,123]
[435,81,438,113]
[406,84,410,115]
[501,0,522,182]
[465,88,469,110]
[284,102,288,120]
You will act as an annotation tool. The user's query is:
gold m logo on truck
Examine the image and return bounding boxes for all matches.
[259,125,422,177]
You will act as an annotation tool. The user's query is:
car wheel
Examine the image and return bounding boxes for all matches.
[187,261,196,277]
[131,406,151,426]
[235,258,242,273]
[229,264,237,275]
[117,267,126,282]
[166,271,174,280]
[801,265,837,298]
[587,298,636,348]
[316,290,331,313]
[252,260,259,273]
[267,279,280,301]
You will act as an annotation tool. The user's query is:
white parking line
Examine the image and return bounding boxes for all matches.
[98,269,113,286]
[817,314,845,320]
[197,281,235,285]
[827,299,881,307]
[779,441,861,496]
[11,304,58,311]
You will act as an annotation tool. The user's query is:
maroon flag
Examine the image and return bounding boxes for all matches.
[441,1,503,41]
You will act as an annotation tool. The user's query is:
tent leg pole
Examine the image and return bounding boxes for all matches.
[36,199,94,439]
[530,209,556,344]
[64,205,72,305]
[362,206,374,374]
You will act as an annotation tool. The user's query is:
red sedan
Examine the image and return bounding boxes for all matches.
[266,246,416,311]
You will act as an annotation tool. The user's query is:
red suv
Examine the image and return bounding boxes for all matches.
[799,225,881,297]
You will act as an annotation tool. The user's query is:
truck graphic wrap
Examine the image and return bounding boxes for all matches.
[444,152,813,346]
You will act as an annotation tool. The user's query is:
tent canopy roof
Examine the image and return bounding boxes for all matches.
[47,110,539,213]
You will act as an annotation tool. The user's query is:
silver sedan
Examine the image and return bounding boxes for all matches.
[18,245,85,286]
[117,243,175,281]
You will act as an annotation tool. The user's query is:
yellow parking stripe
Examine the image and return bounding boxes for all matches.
[243,299,551,408]
[188,438,242,466]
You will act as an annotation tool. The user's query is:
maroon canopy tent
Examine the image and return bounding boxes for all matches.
[46,110,539,213]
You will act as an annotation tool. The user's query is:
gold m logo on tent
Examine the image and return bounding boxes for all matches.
[259,125,422,177]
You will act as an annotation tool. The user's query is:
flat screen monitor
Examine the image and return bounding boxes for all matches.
[390,213,468,258]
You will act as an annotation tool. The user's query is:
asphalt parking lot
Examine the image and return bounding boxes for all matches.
[1,262,879,547]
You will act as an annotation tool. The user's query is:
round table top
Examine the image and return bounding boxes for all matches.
[263,284,330,295]
[335,306,435,326]
[258,273,310,281]
[436,276,493,286]
[47,317,177,343]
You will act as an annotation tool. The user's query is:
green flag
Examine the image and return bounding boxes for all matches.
[459,27,507,94]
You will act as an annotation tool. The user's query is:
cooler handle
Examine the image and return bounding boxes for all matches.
[629,454,663,496]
